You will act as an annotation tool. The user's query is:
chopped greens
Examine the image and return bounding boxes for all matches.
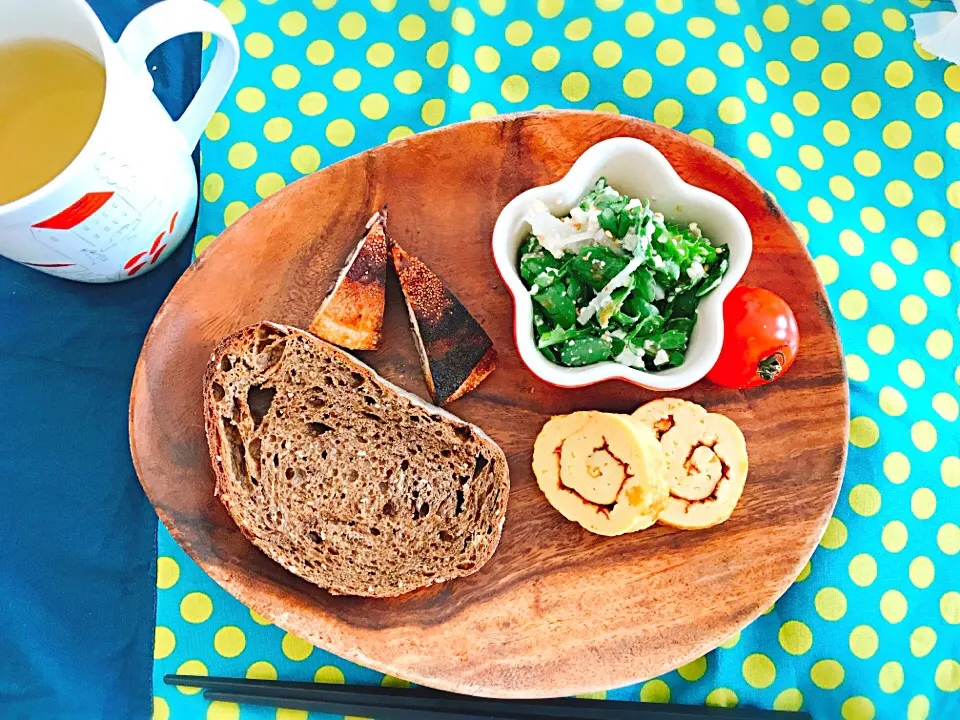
[518,178,729,372]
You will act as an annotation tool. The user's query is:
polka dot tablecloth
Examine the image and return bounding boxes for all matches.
[153,0,960,718]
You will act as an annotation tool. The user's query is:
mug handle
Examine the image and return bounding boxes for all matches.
[118,0,240,151]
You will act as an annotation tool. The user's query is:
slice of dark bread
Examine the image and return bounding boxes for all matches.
[309,211,388,350]
[390,243,497,405]
[203,322,510,597]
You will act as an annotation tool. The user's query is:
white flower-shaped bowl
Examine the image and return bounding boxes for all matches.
[492,136,753,391]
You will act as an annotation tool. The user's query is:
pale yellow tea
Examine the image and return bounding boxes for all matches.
[0,38,105,205]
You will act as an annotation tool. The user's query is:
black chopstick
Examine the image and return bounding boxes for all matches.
[165,674,811,720]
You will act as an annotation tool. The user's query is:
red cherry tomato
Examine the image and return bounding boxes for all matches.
[707,286,799,389]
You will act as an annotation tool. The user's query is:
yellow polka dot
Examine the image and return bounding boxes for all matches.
[917,209,945,237]
[311,665,343,684]
[883,120,912,149]
[814,255,839,285]
[387,126,412,142]
[442,64,469,93]
[332,67,360,92]
[818,64,849,94]
[180,591,213,623]
[880,7,907,31]
[880,589,908,623]
[867,325,895,355]
[822,4,850,31]
[839,230,863,258]
[885,60,914,89]
[325,118,355,147]
[815,587,847,621]
[625,11,654,38]
[244,661,276,682]
[762,4,789,31]
[849,553,878,587]
[915,90,943,119]
[791,36,819,62]
[370,0,396,10]
[883,179,913,208]
[851,150,880,179]
[912,487,938,520]
[847,354,869,382]
[881,452,910,485]
[313,0,336,10]
[450,7,475,35]
[770,112,794,138]
[194,234,216,255]
[393,69,422,95]
[469,101,497,119]
[306,39,334,66]
[720,631,741,649]
[175,660,207,694]
[745,78,767,103]
[677,656,706,681]
[504,20,533,46]
[793,90,820,117]
[222,201,248,227]
[279,10,307,36]
[640,679,670,703]
[839,288,867,319]
[829,175,854,200]
[586,40,622,70]
[157,556,180,589]
[766,60,789,86]
[946,64,960,91]
[841,697,875,720]
[936,659,960,692]
[205,700,240,720]
[922,269,952,298]
[911,626,937,657]
[949,122,960,149]
[718,97,746,124]
[897,295,928,326]
[850,416,879,448]
[811,659,845,689]
[338,10,367,40]
[892,238,918,265]
[715,0,739,15]
[655,38,685,66]
[914,150,943,179]
[927,329,954,360]
[777,166,802,191]
[854,31,883,59]
[205,112,231,142]
[154,626,175,659]
[398,14,426,41]
[298,91,327,117]
[907,695,930,720]
[271,64,300,90]
[244,32,273,59]
[421,41,447,69]
[537,0,563,18]
[593,101,619,113]
[623,69,653,98]
[908,555,936,589]
[656,0,682,13]
[689,128,714,146]
[705,688,738,708]
[365,42,394,68]
[382,675,411,688]
[500,74,529,103]
[575,691,607,700]
[850,92,881,121]
[718,42,744,68]
[525,47,560,76]
[942,590,960,624]
[465,47,498,75]
[933,392,959,422]
[741,25,761,52]
[688,17,716,39]
[685,67,716,95]
[274,709,306,720]
[912,421,937,452]
[212,625,246,658]
[420,98,445,126]
[849,624,879,659]
[820,516,847,550]
[654,99,683,128]
[948,181,960,208]
[559,71,589,102]
[773,689,803,712]
[218,0,245,23]
[861,206,885,233]
[883,520,909,553]
[897,360,924,390]
[479,0,505,14]
[290,145,320,174]
[849,484,881,516]
[870,262,897,290]
[778,620,812,655]
[235,87,266,113]
[281,632,313,661]
[358,93,389,121]
[253,172,284,199]
[154,696,170,720]
[263,117,292,143]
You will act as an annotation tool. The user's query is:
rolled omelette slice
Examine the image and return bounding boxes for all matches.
[532,411,668,536]
[632,398,749,530]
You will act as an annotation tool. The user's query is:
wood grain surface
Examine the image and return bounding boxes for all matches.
[129,111,848,698]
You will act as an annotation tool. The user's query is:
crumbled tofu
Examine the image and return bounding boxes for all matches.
[625,197,644,210]
[529,284,539,295]
[686,261,705,280]
[688,222,703,239]
[654,349,670,366]
[602,185,620,198]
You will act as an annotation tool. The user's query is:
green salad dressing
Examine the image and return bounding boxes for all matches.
[518,178,729,371]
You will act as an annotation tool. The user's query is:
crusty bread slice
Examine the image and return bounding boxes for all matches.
[203,322,510,598]
[390,243,497,405]
[309,211,388,350]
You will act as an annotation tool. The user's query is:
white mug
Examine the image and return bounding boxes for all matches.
[0,0,239,282]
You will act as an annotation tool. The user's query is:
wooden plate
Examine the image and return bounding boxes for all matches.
[130,111,848,698]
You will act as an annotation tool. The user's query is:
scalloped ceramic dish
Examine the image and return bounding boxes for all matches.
[492,136,753,391]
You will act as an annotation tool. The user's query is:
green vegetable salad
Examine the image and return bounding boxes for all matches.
[518,178,729,371]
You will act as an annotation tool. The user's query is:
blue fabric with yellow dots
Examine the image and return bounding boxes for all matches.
[153,1,960,718]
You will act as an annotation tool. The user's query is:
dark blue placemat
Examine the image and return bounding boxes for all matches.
[0,2,199,717]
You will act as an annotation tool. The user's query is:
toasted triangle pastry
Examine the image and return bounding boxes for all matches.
[309,210,388,350]
[390,242,497,405]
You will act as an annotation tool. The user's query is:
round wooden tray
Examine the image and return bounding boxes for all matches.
[130,112,848,698]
